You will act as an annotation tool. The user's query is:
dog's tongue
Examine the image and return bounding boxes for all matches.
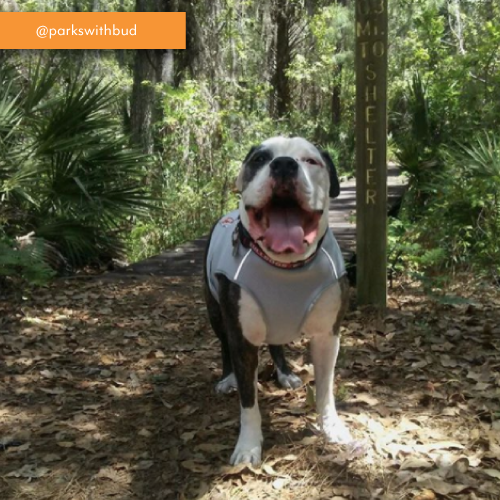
[264,207,305,254]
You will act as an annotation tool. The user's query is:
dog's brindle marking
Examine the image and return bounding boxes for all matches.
[218,276,258,408]
[203,223,294,390]
[268,345,300,387]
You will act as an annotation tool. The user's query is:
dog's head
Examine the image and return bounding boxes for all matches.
[236,137,340,264]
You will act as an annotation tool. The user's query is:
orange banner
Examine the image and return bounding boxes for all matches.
[0,12,186,49]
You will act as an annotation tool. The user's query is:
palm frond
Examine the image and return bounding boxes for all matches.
[23,59,60,115]
[1,56,153,269]
[456,133,500,182]
[34,77,117,156]
[0,88,22,139]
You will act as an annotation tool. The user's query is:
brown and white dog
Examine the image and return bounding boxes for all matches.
[204,137,351,465]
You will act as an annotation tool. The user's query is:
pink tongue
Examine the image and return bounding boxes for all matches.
[264,207,305,254]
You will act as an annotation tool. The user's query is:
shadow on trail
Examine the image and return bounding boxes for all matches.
[1,276,498,499]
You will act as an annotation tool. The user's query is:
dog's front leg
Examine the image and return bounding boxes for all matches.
[311,333,352,444]
[220,281,263,465]
[229,340,262,465]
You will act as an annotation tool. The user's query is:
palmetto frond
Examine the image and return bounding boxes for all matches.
[0,57,153,269]
[455,132,500,183]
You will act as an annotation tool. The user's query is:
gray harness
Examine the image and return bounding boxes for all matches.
[206,210,346,345]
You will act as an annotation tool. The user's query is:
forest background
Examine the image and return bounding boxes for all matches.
[1,0,500,293]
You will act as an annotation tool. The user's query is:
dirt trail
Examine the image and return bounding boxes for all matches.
[1,276,499,500]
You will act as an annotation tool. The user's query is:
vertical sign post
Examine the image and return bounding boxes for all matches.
[355,0,388,308]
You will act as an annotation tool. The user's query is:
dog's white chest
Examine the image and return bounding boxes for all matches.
[239,282,343,346]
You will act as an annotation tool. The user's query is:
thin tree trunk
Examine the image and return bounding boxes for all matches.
[130,0,174,153]
[0,0,19,64]
[272,0,294,118]
[0,0,20,11]
[175,0,200,85]
[130,49,157,154]
[158,49,175,85]
[331,0,347,138]
[331,63,343,131]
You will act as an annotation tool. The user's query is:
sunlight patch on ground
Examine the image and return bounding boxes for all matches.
[1,276,499,499]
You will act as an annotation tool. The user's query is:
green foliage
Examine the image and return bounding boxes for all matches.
[0,232,55,286]
[445,133,500,270]
[287,2,355,169]
[17,0,136,12]
[127,79,289,261]
[390,132,500,286]
[5,0,500,290]
[1,58,152,274]
[387,0,500,285]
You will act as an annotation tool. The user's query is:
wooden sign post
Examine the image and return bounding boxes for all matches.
[355,0,388,308]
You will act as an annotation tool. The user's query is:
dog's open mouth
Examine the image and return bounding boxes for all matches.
[246,197,322,255]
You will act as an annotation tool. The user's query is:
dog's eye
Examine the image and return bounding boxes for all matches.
[252,155,266,164]
[305,158,320,166]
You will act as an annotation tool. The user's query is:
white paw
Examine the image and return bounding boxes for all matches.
[230,441,262,466]
[321,414,352,444]
[215,373,237,394]
[276,369,302,389]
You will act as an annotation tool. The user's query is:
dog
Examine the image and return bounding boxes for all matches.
[203,137,351,465]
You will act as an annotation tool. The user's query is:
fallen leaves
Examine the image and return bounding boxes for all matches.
[0,276,500,500]
[220,463,263,477]
[195,443,232,453]
[6,464,50,480]
[414,489,436,500]
[399,457,434,470]
[483,468,500,480]
[415,477,469,495]
[181,460,213,474]
[271,477,289,490]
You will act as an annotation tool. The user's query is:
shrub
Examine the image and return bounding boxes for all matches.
[0,59,152,273]
[390,132,500,286]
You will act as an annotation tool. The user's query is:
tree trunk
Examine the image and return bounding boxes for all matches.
[175,0,200,85]
[331,0,347,138]
[0,0,20,11]
[158,49,175,85]
[0,0,20,64]
[129,0,174,153]
[331,63,343,131]
[271,0,294,118]
[130,50,157,154]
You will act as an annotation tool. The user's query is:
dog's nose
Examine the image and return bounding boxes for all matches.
[269,156,299,180]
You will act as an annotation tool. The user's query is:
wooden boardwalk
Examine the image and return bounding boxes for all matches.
[114,166,406,278]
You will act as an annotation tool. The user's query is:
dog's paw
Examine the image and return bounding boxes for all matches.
[230,443,262,466]
[321,414,352,444]
[215,373,237,394]
[276,369,302,390]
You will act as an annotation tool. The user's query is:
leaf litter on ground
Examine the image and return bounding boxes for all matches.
[0,275,499,499]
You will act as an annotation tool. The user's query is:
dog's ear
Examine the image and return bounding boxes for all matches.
[236,145,258,192]
[320,150,340,198]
